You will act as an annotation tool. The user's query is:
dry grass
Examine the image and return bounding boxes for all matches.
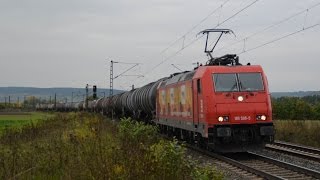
[274,120,320,148]
[0,112,223,179]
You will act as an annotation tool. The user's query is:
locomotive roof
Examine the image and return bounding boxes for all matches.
[193,65,263,79]
[161,71,195,86]
[159,64,263,87]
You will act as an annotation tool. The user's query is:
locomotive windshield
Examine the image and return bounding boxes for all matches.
[213,73,264,92]
[213,73,238,92]
[238,73,264,91]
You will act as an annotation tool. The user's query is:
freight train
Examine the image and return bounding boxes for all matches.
[37,54,274,152]
[37,29,274,152]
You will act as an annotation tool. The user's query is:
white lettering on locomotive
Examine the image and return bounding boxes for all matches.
[200,99,203,113]
[234,116,251,120]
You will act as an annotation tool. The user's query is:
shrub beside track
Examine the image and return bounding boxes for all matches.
[0,112,223,179]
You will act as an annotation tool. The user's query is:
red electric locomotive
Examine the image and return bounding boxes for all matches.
[154,54,274,152]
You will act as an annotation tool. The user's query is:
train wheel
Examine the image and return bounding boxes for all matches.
[167,126,173,137]
[189,131,196,145]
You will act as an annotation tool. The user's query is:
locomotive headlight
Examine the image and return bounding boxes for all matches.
[218,116,229,122]
[238,96,244,102]
[256,115,267,120]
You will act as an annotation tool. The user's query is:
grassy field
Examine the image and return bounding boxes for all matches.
[0,113,222,179]
[0,112,53,132]
[274,120,320,148]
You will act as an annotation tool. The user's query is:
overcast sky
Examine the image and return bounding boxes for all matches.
[0,0,319,92]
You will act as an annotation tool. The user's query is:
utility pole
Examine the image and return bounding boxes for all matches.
[109,59,141,119]
[110,60,114,120]
[93,85,97,99]
[86,84,89,109]
[32,96,35,110]
[110,60,115,97]
[109,60,142,95]
[109,60,116,120]
[54,93,57,110]
[71,92,74,105]
[24,96,26,108]
[8,96,10,105]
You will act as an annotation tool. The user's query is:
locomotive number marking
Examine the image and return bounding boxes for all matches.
[234,116,251,121]
[200,99,203,113]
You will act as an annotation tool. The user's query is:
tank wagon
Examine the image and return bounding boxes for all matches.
[98,79,164,119]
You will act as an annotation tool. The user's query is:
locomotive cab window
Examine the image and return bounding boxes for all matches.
[238,73,264,91]
[213,73,238,92]
[213,73,264,92]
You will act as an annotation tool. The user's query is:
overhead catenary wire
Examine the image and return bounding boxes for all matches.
[216,1,320,52]
[215,0,260,28]
[131,0,262,88]
[171,64,183,72]
[112,61,142,65]
[146,35,204,73]
[238,23,320,54]
[114,64,139,79]
[189,1,320,63]
[160,0,261,67]
[207,0,260,48]
[113,1,320,91]
[160,0,232,55]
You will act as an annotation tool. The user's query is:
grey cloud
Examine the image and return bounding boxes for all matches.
[0,0,319,91]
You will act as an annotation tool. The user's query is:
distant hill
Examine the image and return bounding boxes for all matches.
[0,87,124,103]
[271,91,320,98]
[1,87,319,103]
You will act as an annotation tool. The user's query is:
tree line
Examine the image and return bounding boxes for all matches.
[2,93,320,120]
[0,95,100,110]
[272,95,320,120]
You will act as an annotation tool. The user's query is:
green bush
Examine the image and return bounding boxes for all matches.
[118,117,159,147]
[272,96,320,120]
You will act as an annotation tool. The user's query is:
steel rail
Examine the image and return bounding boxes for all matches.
[274,141,320,155]
[187,145,284,180]
[265,141,320,163]
[247,151,320,179]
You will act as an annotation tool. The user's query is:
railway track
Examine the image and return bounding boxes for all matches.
[265,141,320,163]
[187,145,320,179]
[228,152,320,179]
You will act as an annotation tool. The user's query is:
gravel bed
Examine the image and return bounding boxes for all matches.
[185,149,260,180]
[251,149,320,172]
